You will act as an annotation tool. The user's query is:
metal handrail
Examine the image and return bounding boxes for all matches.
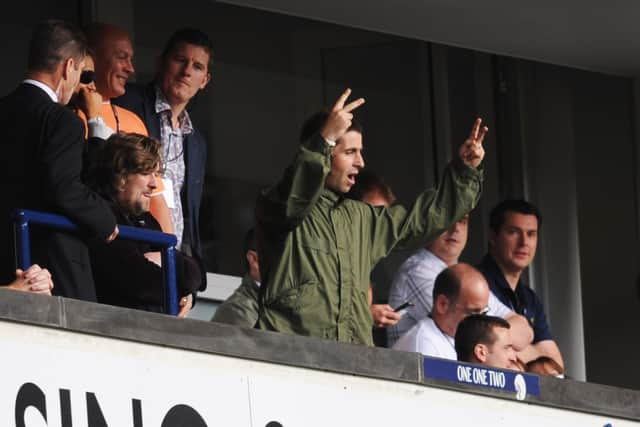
[13,209,179,315]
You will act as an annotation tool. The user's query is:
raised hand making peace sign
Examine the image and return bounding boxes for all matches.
[321,88,366,143]
[459,118,488,169]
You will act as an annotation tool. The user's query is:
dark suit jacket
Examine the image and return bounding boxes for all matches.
[114,82,207,291]
[89,205,201,313]
[0,83,117,300]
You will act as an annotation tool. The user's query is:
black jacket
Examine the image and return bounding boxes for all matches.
[89,204,201,313]
[114,82,207,291]
[0,83,116,299]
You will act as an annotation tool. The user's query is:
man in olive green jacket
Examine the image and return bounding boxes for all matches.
[256,89,487,345]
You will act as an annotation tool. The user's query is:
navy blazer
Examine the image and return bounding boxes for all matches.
[114,82,207,291]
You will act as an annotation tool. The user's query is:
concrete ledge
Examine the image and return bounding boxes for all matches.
[538,375,640,420]
[0,289,420,383]
[0,288,638,420]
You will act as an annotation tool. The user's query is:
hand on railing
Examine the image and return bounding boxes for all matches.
[13,209,179,315]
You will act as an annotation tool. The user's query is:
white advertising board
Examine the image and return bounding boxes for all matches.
[0,321,632,427]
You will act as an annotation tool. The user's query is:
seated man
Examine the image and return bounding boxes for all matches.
[477,199,564,368]
[387,214,470,346]
[3,264,53,295]
[393,263,507,359]
[211,228,260,327]
[387,213,532,349]
[455,314,519,371]
[87,133,200,316]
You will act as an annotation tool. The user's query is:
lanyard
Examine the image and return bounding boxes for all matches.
[110,103,120,133]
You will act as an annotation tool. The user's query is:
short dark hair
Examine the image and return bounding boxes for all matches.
[432,267,462,306]
[160,28,214,70]
[27,19,87,73]
[489,199,542,232]
[346,169,395,205]
[88,133,162,199]
[299,110,363,143]
[455,314,510,363]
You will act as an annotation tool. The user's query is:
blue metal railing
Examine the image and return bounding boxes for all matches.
[13,209,179,315]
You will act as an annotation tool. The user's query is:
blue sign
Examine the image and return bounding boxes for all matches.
[423,357,540,400]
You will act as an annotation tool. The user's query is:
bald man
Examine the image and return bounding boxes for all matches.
[83,22,173,234]
[393,263,493,359]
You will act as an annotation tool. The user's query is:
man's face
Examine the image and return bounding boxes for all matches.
[483,327,518,370]
[116,168,158,216]
[429,214,469,264]
[94,34,134,99]
[159,42,211,107]
[438,275,490,336]
[71,56,96,100]
[325,130,364,193]
[490,212,539,274]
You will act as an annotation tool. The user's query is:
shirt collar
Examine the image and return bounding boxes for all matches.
[23,79,58,102]
[154,85,193,134]
[321,188,341,204]
[480,254,522,294]
[423,248,450,270]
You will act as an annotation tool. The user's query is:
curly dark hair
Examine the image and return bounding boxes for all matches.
[88,133,162,200]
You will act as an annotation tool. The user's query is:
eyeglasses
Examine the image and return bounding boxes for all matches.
[80,70,95,85]
[456,304,489,316]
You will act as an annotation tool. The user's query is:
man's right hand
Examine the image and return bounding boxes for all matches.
[78,86,103,119]
[320,88,365,142]
[371,304,401,328]
[144,251,162,267]
[105,225,119,243]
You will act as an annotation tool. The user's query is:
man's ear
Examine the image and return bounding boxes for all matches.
[246,249,258,268]
[61,57,75,80]
[200,71,211,90]
[473,343,488,363]
[246,249,261,281]
[118,177,127,192]
[434,294,449,315]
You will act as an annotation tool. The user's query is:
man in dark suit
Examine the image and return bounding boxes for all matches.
[0,19,118,300]
[114,28,212,293]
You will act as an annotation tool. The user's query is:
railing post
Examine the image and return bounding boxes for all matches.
[163,246,179,316]
[13,210,31,270]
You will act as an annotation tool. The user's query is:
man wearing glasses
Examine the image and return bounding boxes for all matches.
[0,20,118,299]
[392,263,504,359]
[477,199,564,370]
